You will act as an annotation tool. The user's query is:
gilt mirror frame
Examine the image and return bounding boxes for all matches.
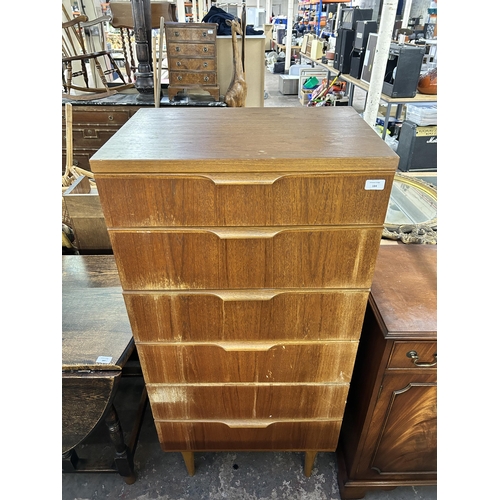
[383,172,437,244]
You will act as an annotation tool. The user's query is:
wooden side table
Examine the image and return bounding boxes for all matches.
[62,255,147,484]
[336,244,437,499]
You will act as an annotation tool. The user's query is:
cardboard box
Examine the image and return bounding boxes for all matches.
[300,89,312,106]
[63,175,112,252]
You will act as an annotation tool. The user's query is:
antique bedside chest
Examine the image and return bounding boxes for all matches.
[336,244,437,499]
[91,107,398,476]
[164,23,220,101]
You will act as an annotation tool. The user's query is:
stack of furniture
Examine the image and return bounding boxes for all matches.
[164,22,220,100]
[91,107,398,476]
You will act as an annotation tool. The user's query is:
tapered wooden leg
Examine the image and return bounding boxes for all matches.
[181,452,195,476]
[304,451,318,477]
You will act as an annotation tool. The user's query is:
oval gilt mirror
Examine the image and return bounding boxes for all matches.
[383,173,437,244]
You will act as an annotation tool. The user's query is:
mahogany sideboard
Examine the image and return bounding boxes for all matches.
[90,107,399,476]
[336,244,437,499]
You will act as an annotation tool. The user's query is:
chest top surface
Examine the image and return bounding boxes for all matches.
[90,107,399,173]
[370,244,437,337]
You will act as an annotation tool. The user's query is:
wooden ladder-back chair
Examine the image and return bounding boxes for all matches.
[62,6,135,100]
[108,0,177,84]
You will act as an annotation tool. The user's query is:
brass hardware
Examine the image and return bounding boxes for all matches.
[203,62,208,67]
[204,76,209,82]
[176,61,181,66]
[108,115,114,121]
[406,350,437,367]
[83,129,98,139]
[202,32,207,37]
[175,46,180,52]
[177,75,182,81]
[203,47,208,52]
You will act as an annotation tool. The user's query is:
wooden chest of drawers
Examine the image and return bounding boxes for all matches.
[62,104,141,173]
[91,107,398,476]
[336,244,437,499]
[164,23,220,101]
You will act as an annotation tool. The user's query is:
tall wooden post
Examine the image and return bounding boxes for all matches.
[131,0,155,98]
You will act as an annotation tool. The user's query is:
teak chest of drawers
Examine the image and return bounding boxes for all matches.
[91,107,399,476]
[164,23,220,101]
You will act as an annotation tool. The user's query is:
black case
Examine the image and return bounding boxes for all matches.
[340,8,373,30]
[333,28,355,73]
[349,49,365,78]
[397,120,437,172]
[382,43,425,98]
[354,20,377,50]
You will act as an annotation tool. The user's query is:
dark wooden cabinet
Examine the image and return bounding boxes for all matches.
[336,244,437,499]
[62,104,142,173]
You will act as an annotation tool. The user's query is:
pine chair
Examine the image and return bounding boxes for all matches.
[62,10,134,100]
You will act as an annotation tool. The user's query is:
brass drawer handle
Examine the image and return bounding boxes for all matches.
[108,115,114,121]
[406,350,437,367]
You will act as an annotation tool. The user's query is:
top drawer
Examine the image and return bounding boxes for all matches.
[165,24,217,43]
[96,172,394,227]
[387,341,437,370]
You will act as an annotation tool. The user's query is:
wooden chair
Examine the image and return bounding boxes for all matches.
[62,9,134,100]
[108,0,177,84]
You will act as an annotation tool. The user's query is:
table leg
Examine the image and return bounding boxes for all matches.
[105,404,136,484]
[304,451,317,477]
[62,449,79,472]
[382,104,392,139]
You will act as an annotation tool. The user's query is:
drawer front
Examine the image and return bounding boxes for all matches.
[124,290,368,342]
[387,341,438,370]
[148,384,350,420]
[96,173,394,227]
[65,128,118,149]
[167,43,216,57]
[155,420,342,451]
[165,26,217,42]
[110,227,382,290]
[136,342,358,383]
[168,57,216,71]
[63,109,133,126]
[168,70,217,86]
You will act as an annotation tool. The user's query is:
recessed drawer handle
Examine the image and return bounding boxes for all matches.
[208,228,281,239]
[216,342,277,352]
[224,421,272,429]
[206,173,285,185]
[406,350,437,367]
